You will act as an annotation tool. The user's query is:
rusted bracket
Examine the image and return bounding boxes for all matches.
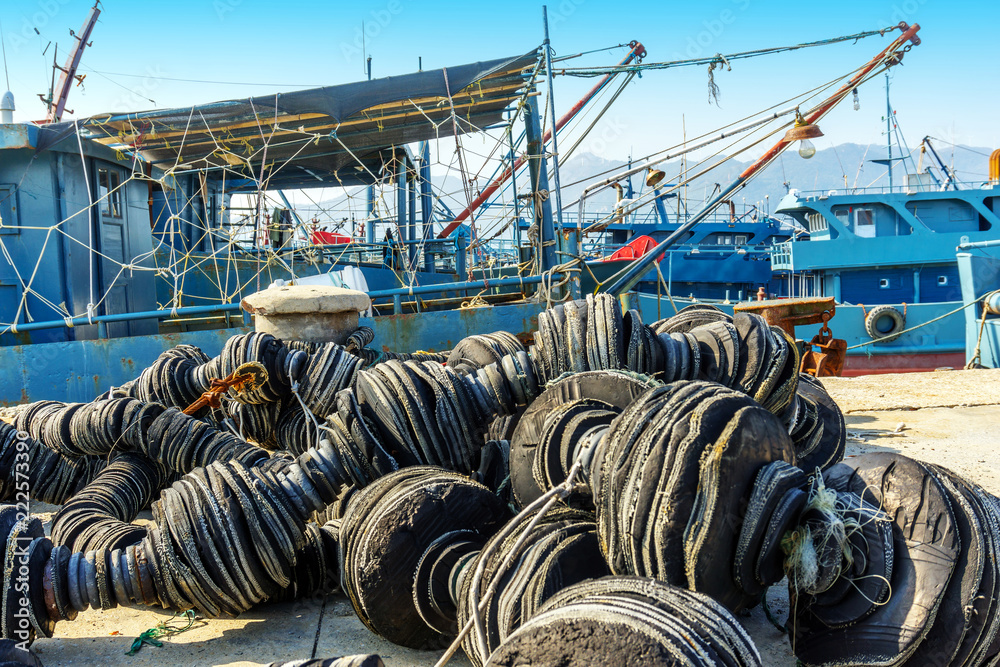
[182,362,269,415]
[735,297,846,377]
[734,296,836,337]
[800,313,847,377]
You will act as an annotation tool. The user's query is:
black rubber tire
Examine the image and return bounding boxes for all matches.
[864,305,905,343]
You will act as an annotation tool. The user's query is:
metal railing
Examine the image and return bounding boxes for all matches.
[4,270,555,336]
[788,180,998,199]
[770,241,793,269]
[4,303,247,337]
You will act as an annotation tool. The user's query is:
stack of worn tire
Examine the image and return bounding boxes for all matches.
[486,577,762,667]
[528,298,845,473]
[0,296,996,667]
[789,453,1000,666]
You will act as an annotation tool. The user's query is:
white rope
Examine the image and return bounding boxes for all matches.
[290,380,324,447]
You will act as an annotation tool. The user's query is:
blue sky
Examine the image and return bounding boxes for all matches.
[2,0,997,164]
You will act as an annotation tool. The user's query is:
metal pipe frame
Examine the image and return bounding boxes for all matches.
[8,303,243,335]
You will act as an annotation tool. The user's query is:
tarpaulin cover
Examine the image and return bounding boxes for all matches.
[601,235,665,263]
[36,51,538,188]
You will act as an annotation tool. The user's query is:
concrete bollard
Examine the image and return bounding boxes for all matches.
[241,285,370,344]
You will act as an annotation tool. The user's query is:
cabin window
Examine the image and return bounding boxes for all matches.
[879,278,890,289]
[938,276,949,286]
[734,234,747,245]
[717,235,732,245]
[98,169,123,218]
[949,206,973,222]
[855,208,876,238]
[806,212,828,233]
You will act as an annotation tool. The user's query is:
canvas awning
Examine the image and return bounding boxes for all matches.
[38,51,539,189]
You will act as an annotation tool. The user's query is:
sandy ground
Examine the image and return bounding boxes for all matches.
[18,369,1000,666]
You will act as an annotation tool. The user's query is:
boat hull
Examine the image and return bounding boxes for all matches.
[840,351,966,376]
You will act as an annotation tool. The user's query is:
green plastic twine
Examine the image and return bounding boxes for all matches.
[126,609,197,656]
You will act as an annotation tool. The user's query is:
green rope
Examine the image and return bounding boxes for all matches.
[126,609,197,656]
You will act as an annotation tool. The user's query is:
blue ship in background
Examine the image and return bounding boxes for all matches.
[0,11,977,406]
[573,188,794,301]
[769,135,1000,374]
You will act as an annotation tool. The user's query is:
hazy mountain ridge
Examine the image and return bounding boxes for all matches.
[298,142,996,229]
[548,142,996,217]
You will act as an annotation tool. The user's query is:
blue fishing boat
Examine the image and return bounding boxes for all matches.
[0,48,545,346]
[955,168,1000,368]
[0,6,927,404]
[577,193,793,300]
[767,99,1000,374]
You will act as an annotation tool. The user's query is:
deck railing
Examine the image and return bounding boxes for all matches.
[770,241,793,270]
[788,180,998,199]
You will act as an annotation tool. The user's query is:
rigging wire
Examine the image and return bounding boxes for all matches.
[550,27,896,76]
[556,58,879,196]
[84,69,325,88]
[583,60,897,242]
[926,137,993,158]
[556,72,636,167]
[90,69,157,105]
[551,43,630,63]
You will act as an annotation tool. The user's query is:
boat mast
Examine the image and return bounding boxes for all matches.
[542,6,566,245]
[524,95,558,274]
[436,41,646,239]
[46,1,100,123]
[365,56,376,243]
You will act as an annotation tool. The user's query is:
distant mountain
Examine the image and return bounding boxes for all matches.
[294,142,995,233]
[546,142,996,219]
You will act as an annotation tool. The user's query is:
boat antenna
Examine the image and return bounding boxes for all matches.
[0,20,10,89]
[885,71,893,191]
[362,21,368,78]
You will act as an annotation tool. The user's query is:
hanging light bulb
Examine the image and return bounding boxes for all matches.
[852,88,860,111]
[798,138,817,159]
[783,111,824,160]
